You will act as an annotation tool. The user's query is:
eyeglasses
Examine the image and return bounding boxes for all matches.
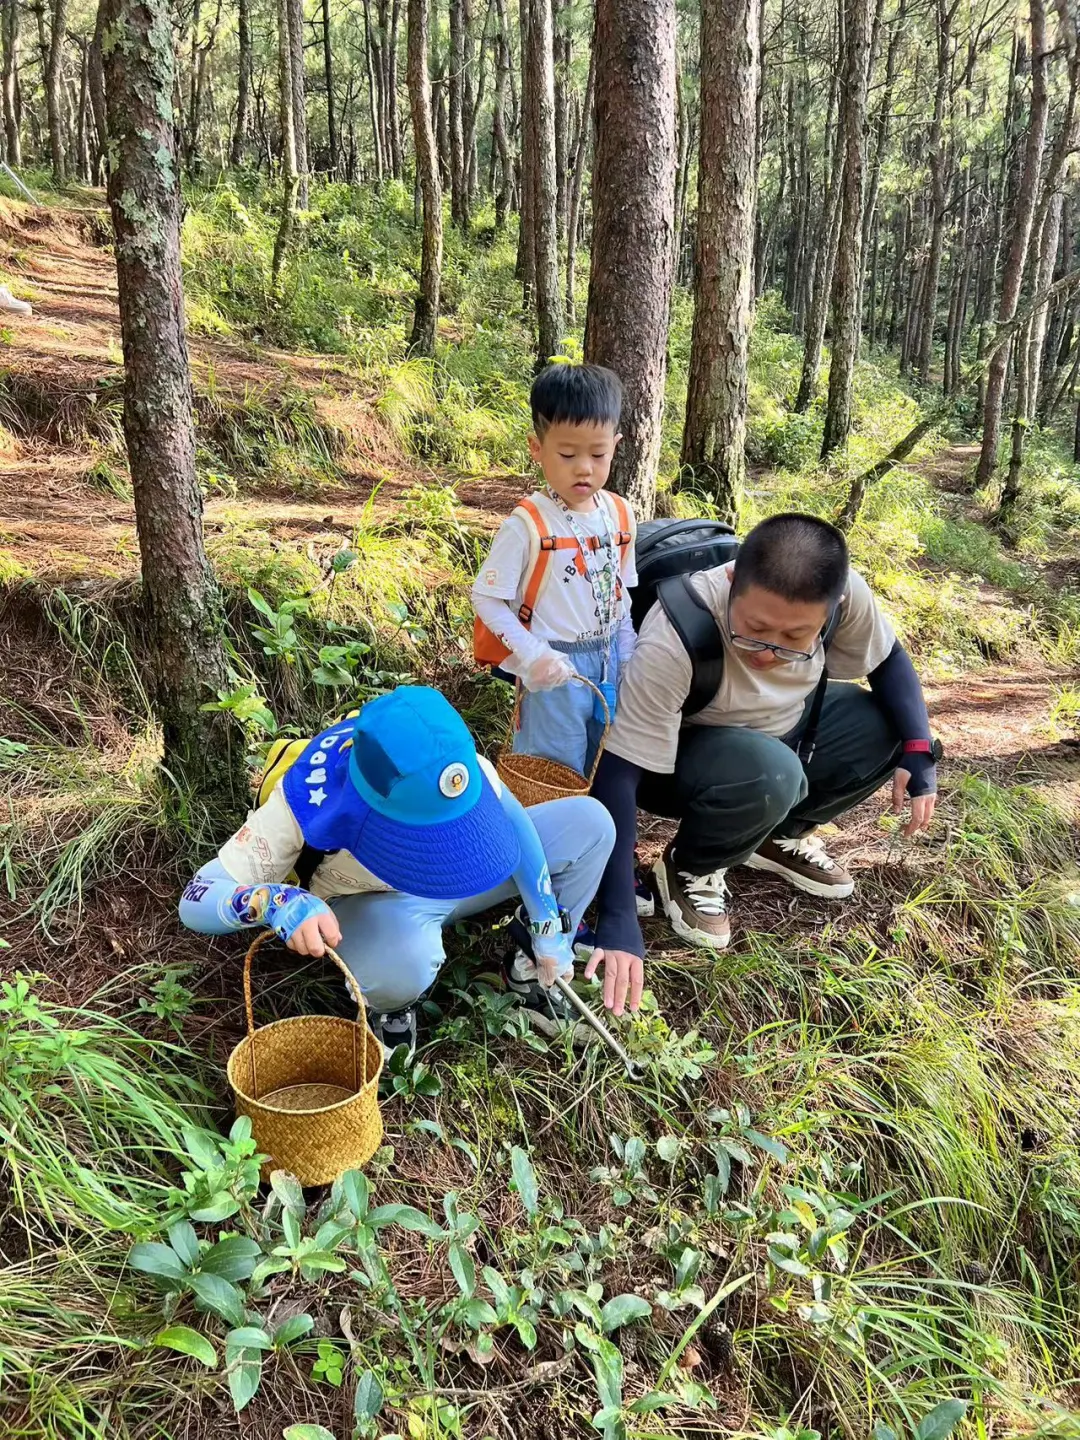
[727,600,821,663]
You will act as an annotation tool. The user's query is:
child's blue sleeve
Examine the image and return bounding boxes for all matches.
[497,784,575,968]
[179,858,332,943]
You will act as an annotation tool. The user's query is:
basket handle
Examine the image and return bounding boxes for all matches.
[242,930,367,1099]
[506,672,612,786]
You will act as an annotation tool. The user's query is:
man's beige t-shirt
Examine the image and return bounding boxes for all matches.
[607,565,895,774]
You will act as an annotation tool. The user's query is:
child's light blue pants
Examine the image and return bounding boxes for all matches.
[330,795,615,1012]
[511,639,616,777]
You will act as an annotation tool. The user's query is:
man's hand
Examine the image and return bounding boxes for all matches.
[584,948,644,1017]
[892,767,937,837]
[286,909,342,957]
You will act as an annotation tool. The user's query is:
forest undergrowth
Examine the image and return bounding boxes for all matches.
[2,180,1080,1440]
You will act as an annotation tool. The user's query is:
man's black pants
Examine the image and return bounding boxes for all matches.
[636,683,902,873]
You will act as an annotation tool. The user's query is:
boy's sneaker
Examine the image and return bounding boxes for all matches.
[369,1006,417,1062]
[745,833,854,898]
[634,866,656,918]
[652,842,731,950]
[573,918,597,958]
[502,950,578,1039]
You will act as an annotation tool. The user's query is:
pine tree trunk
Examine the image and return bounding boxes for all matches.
[76,40,90,179]
[2,0,19,166]
[433,66,450,185]
[386,0,402,176]
[914,0,952,386]
[363,0,384,177]
[286,0,308,205]
[821,0,871,458]
[323,0,339,173]
[678,0,759,521]
[88,4,106,179]
[231,0,253,164]
[407,0,442,354]
[273,0,301,288]
[527,0,561,366]
[101,0,243,805]
[565,42,594,324]
[448,0,467,226]
[794,136,843,412]
[552,0,568,244]
[976,0,1050,486]
[584,0,676,516]
[46,0,68,182]
[516,0,536,300]
[492,0,511,227]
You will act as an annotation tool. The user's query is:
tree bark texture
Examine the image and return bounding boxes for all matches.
[272,0,301,287]
[821,0,871,458]
[914,0,952,386]
[448,0,467,226]
[565,40,594,322]
[323,0,339,172]
[584,0,677,516]
[285,0,308,205]
[230,0,252,164]
[407,0,442,355]
[2,0,20,165]
[491,0,512,226]
[526,0,562,366]
[976,0,1048,486]
[46,0,69,182]
[678,0,759,521]
[100,0,242,803]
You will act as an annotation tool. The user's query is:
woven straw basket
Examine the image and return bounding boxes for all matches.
[227,931,384,1186]
[496,674,611,808]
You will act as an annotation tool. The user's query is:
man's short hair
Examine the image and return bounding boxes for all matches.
[530,362,623,436]
[731,513,849,606]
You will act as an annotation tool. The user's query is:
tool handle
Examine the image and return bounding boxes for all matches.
[552,975,641,1079]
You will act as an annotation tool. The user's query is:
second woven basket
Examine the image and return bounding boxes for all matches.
[495,673,610,808]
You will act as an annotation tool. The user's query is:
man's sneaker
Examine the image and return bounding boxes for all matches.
[652,842,731,950]
[634,866,655,918]
[502,950,578,1039]
[370,1006,417,1062]
[745,834,855,898]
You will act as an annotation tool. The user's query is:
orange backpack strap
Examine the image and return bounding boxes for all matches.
[601,492,635,568]
[515,497,578,621]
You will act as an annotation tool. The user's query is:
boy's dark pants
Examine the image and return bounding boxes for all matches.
[636,683,902,873]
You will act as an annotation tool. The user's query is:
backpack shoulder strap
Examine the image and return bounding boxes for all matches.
[512,498,553,625]
[600,491,635,567]
[656,573,726,717]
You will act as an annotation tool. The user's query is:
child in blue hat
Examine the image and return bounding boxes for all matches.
[179,686,622,1053]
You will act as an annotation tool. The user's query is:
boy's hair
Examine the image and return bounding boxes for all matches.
[732,513,849,606]
[530,362,623,436]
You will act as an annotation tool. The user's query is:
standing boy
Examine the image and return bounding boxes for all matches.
[472,363,637,778]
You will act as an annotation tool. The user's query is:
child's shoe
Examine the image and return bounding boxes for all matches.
[370,1006,417,1062]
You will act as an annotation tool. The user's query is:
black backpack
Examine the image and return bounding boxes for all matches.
[628,519,841,762]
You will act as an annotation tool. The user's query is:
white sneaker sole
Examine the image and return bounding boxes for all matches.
[652,859,731,951]
[744,852,855,899]
[636,892,655,918]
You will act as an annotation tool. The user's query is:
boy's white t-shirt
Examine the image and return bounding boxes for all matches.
[473,491,638,652]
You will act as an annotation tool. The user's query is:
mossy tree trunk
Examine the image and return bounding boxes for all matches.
[407,0,442,355]
[230,0,252,165]
[526,0,562,367]
[678,0,760,523]
[101,0,244,807]
[2,0,21,167]
[272,0,301,289]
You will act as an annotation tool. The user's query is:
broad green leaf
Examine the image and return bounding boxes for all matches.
[274,1314,314,1347]
[188,1194,241,1224]
[516,1317,537,1349]
[129,1242,187,1280]
[622,1136,646,1174]
[567,1290,603,1327]
[628,1393,680,1413]
[201,1236,262,1282]
[270,1171,307,1219]
[229,1115,253,1145]
[449,1240,476,1298]
[510,1146,540,1217]
[182,1127,222,1170]
[916,1400,968,1440]
[341,1168,370,1220]
[187,1273,247,1328]
[225,1325,274,1351]
[742,1128,789,1163]
[353,1369,384,1423]
[717,1138,753,1167]
[282,1209,302,1250]
[284,1428,337,1440]
[226,1343,263,1412]
[313,1218,353,1251]
[367,1203,444,1238]
[590,1334,624,1412]
[871,1425,899,1440]
[167,1221,200,1268]
[600,1294,652,1334]
[768,1246,811,1277]
[483,1266,512,1311]
[656,1135,681,1164]
[251,1255,292,1287]
[152,1325,217,1368]
[462,1297,498,1327]
[298,1252,347,1275]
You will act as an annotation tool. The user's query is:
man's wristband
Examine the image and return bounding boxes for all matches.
[902,738,944,760]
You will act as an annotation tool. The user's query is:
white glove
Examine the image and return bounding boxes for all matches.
[525,935,576,988]
[519,649,576,693]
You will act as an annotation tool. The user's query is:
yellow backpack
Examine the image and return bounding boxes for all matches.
[254,712,360,886]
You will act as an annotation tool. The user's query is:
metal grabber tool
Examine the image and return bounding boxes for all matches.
[552,975,643,1081]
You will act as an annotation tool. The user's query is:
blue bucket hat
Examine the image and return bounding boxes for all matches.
[281,686,520,901]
